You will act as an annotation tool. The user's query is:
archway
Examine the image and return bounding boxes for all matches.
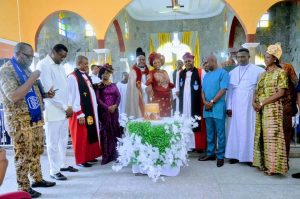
[255,0,300,69]
[35,11,99,74]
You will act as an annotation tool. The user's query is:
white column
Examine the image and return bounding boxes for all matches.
[93,48,111,65]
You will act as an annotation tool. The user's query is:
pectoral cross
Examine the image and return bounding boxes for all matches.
[83,92,87,97]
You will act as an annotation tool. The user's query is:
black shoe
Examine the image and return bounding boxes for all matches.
[50,172,67,180]
[27,188,41,198]
[217,159,224,167]
[60,166,79,172]
[198,156,216,161]
[245,162,253,167]
[229,159,239,164]
[292,173,300,179]
[88,159,98,164]
[77,162,92,167]
[31,179,56,188]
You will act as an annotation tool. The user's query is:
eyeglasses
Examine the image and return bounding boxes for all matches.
[22,52,34,59]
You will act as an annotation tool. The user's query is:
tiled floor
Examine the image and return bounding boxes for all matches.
[1,149,300,199]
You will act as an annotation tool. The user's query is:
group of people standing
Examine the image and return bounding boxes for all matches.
[0,43,121,198]
[0,41,299,198]
[124,45,299,175]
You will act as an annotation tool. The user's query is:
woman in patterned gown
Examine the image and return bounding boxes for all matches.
[252,43,288,175]
[146,52,174,117]
[95,66,121,165]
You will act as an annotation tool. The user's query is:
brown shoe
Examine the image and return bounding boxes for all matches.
[217,159,224,167]
[198,156,216,161]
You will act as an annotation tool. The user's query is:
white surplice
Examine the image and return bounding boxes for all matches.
[68,72,99,134]
[116,81,127,115]
[182,71,195,149]
[90,73,101,84]
[225,64,264,162]
[125,67,147,118]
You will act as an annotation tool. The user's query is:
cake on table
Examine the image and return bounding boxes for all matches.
[144,103,160,120]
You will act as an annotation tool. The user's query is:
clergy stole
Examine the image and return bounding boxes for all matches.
[132,64,149,115]
[179,67,202,132]
[73,69,98,144]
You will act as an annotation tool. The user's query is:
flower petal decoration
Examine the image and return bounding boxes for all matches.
[112,115,199,182]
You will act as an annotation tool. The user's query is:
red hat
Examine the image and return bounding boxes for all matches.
[148,52,161,67]
[182,52,194,60]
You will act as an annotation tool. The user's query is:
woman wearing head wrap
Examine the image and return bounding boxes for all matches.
[252,43,288,175]
[94,65,121,165]
[146,52,174,117]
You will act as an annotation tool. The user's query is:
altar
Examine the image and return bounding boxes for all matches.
[112,114,198,181]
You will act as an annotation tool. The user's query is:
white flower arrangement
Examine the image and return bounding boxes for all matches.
[112,112,199,182]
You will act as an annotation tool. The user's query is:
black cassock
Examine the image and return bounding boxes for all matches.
[179,67,206,150]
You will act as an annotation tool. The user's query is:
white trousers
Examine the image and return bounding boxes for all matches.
[45,120,69,175]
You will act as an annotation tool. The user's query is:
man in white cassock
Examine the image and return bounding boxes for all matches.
[125,47,149,118]
[116,72,129,115]
[225,48,264,164]
[90,64,101,84]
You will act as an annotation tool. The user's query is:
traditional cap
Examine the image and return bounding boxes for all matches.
[266,43,282,60]
[148,52,161,67]
[136,47,145,57]
[182,52,194,60]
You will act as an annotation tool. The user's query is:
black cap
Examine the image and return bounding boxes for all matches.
[136,47,145,57]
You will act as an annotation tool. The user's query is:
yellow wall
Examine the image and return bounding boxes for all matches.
[225,0,284,34]
[0,0,20,41]
[0,0,288,47]
[19,0,132,46]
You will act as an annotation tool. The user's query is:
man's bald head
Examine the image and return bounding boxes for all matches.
[76,55,89,72]
[206,54,218,71]
[14,42,34,68]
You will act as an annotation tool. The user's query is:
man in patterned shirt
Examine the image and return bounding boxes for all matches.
[0,42,55,198]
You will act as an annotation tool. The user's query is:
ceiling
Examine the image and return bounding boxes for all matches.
[126,0,225,21]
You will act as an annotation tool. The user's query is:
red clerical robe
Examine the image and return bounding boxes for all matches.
[68,69,101,164]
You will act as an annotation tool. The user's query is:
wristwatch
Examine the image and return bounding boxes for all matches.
[210,99,215,104]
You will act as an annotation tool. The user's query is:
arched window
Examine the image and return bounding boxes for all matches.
[257,13,269,28]
[85,24,95,37]
[157,42,191,78]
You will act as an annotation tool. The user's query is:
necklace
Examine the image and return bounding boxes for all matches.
[238,65,250,84]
